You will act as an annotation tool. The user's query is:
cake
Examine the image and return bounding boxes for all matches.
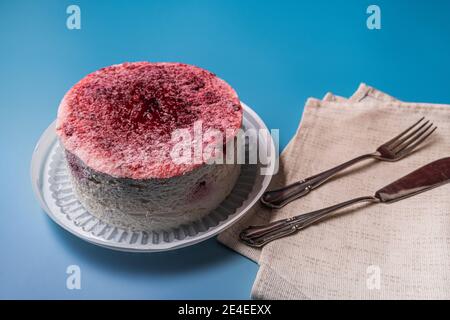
[56,62,243,230]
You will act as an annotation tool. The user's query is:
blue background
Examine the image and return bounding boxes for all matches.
[1,0,450,299]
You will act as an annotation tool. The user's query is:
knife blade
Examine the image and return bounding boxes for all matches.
[375,157,450,203]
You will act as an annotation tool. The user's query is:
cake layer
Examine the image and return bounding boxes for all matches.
[56,62,242,179]
[65,149,241,231]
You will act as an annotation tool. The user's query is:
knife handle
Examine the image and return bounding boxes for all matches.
[260,154,375,208]
[240,196,379,248]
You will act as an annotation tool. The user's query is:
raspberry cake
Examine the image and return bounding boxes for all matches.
[56,62,242,230]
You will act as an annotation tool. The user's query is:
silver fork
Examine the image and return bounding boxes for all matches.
[261,118,437,209]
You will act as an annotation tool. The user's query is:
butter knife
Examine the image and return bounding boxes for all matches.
[240,157,450,247]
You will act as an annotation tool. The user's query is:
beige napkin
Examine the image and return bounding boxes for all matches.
[218,84,450,299]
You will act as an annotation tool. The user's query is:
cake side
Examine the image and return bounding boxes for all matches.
[65,144,241,231]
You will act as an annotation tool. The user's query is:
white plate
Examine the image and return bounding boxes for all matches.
[30,102,276,252]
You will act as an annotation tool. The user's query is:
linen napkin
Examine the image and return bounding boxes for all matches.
[218,84,450,299]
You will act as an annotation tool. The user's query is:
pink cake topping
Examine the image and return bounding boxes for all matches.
[56,62,242,179]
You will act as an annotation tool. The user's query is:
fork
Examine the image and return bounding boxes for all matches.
[261,118,437,209]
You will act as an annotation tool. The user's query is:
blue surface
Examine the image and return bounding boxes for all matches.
[1,0,450,299]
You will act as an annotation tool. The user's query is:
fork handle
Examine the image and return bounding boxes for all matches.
[240,196,379,248]
[260,153,376,208]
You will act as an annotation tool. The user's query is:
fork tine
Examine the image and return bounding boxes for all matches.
[393,122,434,154]
[388,120,430,150]
[395,125,437,156]
[383,117,425,147]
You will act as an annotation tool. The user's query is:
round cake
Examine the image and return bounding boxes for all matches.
[56,62,243,230]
